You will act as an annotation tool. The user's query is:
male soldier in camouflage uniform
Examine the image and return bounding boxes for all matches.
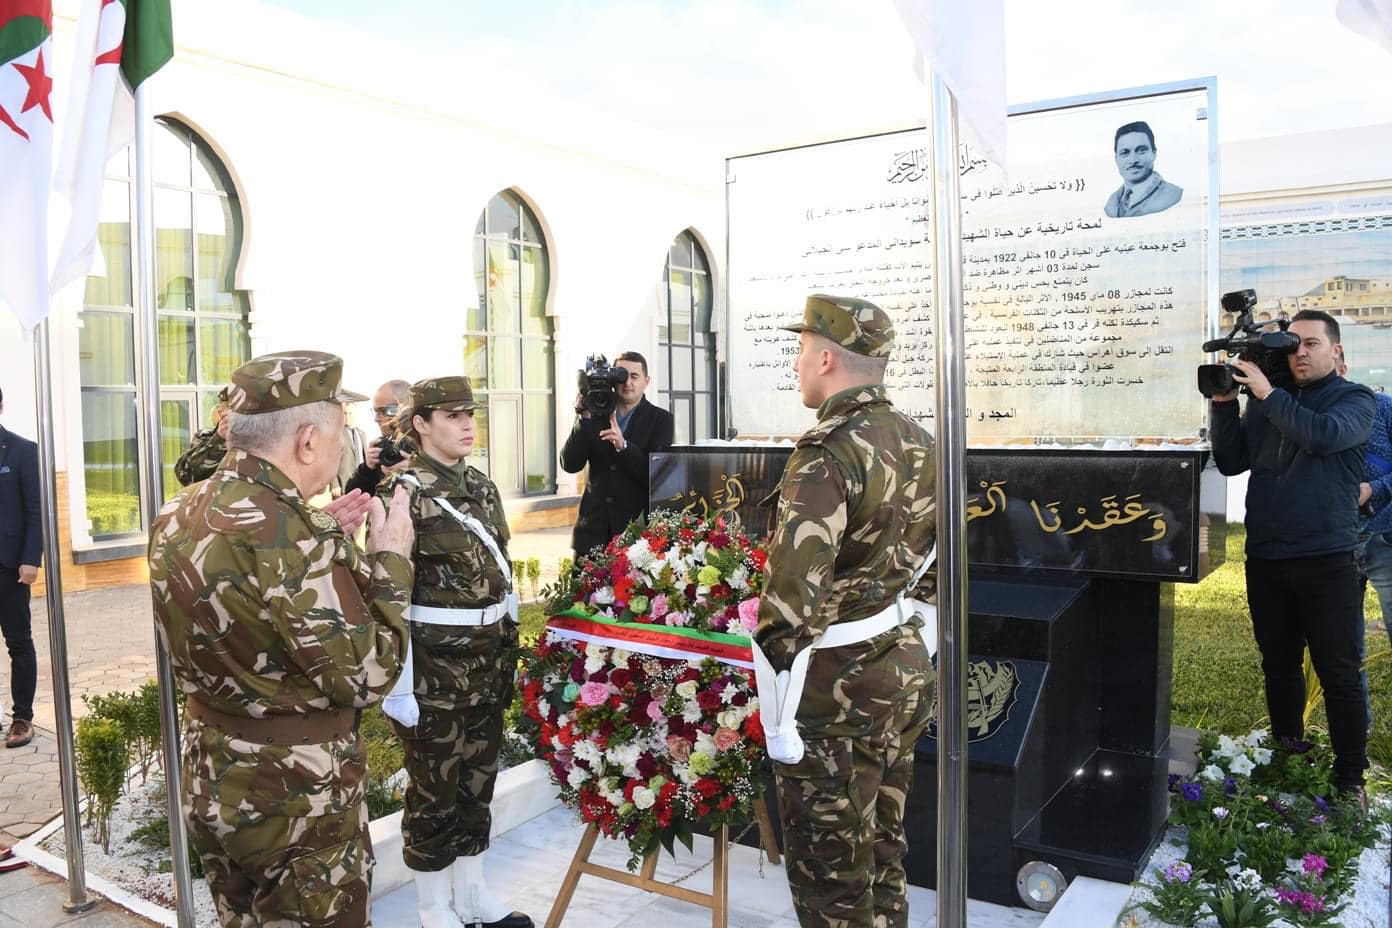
[377,376,531,928]
[149,351,415,928]
[174,386,231,486]
[754,295,937,928]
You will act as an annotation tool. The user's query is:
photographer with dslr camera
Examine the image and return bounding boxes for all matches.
[1210,307,1375,804]
[560,351,674,558]
[346,379,415,497]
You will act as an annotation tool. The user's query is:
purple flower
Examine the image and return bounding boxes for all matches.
[1310,814,1327,825]
[1301,854,1328,878]
[1163,860,1193,884]
[1167,772,1182,792]
[1222,776,1237,796]
[1278,735,1314,754]
[1180,782,1203,802]
[1313,795,1329,813]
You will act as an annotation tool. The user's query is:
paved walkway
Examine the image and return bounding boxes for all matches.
[0,526,573,848]
[0,864,156,927]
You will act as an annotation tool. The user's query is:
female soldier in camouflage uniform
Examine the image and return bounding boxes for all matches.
[377,376,532,928]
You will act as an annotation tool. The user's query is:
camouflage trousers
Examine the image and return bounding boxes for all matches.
[774,671,934,928]
[184,791,372,928]
[391,699,506,872]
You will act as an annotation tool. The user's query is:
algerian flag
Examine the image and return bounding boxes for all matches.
[0,0,54,330]
[50,0,172,294]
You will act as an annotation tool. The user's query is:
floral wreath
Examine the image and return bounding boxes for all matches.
[517,510,769,867]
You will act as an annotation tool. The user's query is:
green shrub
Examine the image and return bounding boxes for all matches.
[361,706,405,819]
[526,557,541,600]
[76,717,128,853]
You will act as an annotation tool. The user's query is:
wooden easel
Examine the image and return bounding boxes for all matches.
[543,795,781,928]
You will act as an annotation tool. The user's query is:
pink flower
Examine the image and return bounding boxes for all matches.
[646,700,665,722]
[666,611,689,627]
[666,736,692,762]
[578,681,610,706]
[714,727,741,752]
[651,594,669,619]
[737,597,760,631]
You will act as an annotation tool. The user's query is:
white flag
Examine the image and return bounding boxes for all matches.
[890,0,1007,168]
[1337,0,1392,55]
[0,2,54,331]
[49,0,131,293]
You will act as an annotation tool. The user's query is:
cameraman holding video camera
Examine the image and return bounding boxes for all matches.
[345,379,414,497]
[560,351,674,558]
[1210,308,1375,805]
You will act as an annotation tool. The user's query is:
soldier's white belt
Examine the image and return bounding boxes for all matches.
[408,595,518,627]
[751,598,936,765]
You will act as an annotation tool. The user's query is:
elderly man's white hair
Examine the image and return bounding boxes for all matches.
[227,401,341,456]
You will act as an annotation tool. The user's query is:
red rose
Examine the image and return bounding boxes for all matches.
[750,549,768,571]
[696,689,722,711]
[613,575,637,605]
[718,795,737,811]
[743,713,766,746]
[694,777,721,798]
[709,531,730,549]
[697,803,711,817]
[610,668,632,689]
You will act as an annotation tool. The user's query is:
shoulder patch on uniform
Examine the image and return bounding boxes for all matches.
[307,508,339,535]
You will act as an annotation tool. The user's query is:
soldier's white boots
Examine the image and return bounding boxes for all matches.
[453,853,533,928]
[416,867,466,928]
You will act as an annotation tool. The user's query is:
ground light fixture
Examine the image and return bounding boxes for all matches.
[1016,860,1067,911]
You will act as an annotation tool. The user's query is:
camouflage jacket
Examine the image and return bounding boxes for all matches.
[149,450,412,816]
[379,453,517,709]
[755,384,937,735]
[173,429,226,487]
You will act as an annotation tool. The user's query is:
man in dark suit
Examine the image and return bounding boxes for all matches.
[560,351,675,558]
[0,386,42,749]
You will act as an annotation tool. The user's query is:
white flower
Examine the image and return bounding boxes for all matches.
[567,766,590,789]
[719,682,739,705]
[673,762,695,785]
[591,587,615,606]
[1212,806,1230,820]
[1215,734,1243,760]
[675,680,699,699]
[613,649,631,665]
[717,709,742,730]
[607,743,643,777]
[729,566,749,590]
[694,730,717,756]
[1232,868,1262,891]
[632,786,656,810]
[1245,728,1269,749]
[1255,822,1270,831]
[682,702,703,724]
[584,647,610,675]
[1251,747,1273,765]
[628,538,654,569]
[1200,764,1225,782]
[1228,754,1255,777]
[572,740,604,767]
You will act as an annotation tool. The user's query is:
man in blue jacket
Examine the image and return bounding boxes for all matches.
[1211,309,1374,802]
[0,386,42,749]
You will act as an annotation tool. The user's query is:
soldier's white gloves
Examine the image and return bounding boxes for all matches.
[384,638,420,728]
[765,728,805,765]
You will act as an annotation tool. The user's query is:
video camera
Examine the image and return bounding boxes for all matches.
[576,354,630,418]
[1196,289,1300,398]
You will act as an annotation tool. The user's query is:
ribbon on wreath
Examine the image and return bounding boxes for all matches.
[545,606,755,670]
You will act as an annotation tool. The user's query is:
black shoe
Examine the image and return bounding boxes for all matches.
[1338,784,1369,815]
[467,915,533,928]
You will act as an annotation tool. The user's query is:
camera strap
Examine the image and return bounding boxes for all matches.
[396,474,513,592]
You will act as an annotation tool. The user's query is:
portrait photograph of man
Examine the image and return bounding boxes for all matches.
[1104,120,1184,218]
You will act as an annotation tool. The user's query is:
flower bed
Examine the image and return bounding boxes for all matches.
[517,510,769,868]
[1127,729,1389,927]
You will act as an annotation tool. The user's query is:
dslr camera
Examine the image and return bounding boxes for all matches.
[1196,289,1300,398]
[576,354,630,418]
[377,434,417,468]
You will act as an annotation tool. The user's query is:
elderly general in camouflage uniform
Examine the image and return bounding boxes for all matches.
[173,386,231,486]
[149,351,415,928]
[376,376,532,928]
[754,295,937,928]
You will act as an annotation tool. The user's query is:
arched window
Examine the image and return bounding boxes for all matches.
[467,190,554,495]
[78,118,250,539]
[658,231,716,443]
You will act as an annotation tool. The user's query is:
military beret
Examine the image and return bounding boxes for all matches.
[781,294,895,358]
[409,376,479,414]
[226,351,367,414]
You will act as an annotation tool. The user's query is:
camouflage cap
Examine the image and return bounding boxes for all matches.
[781,294,895,358]
[226,351,368,414]
[409,376,479,414]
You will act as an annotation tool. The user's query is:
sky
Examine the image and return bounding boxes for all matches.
[254,0,1392,159]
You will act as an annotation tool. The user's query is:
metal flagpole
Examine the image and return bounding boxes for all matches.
[132,87,197,927]
[928,72,968,928]
[30,323,96,914]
